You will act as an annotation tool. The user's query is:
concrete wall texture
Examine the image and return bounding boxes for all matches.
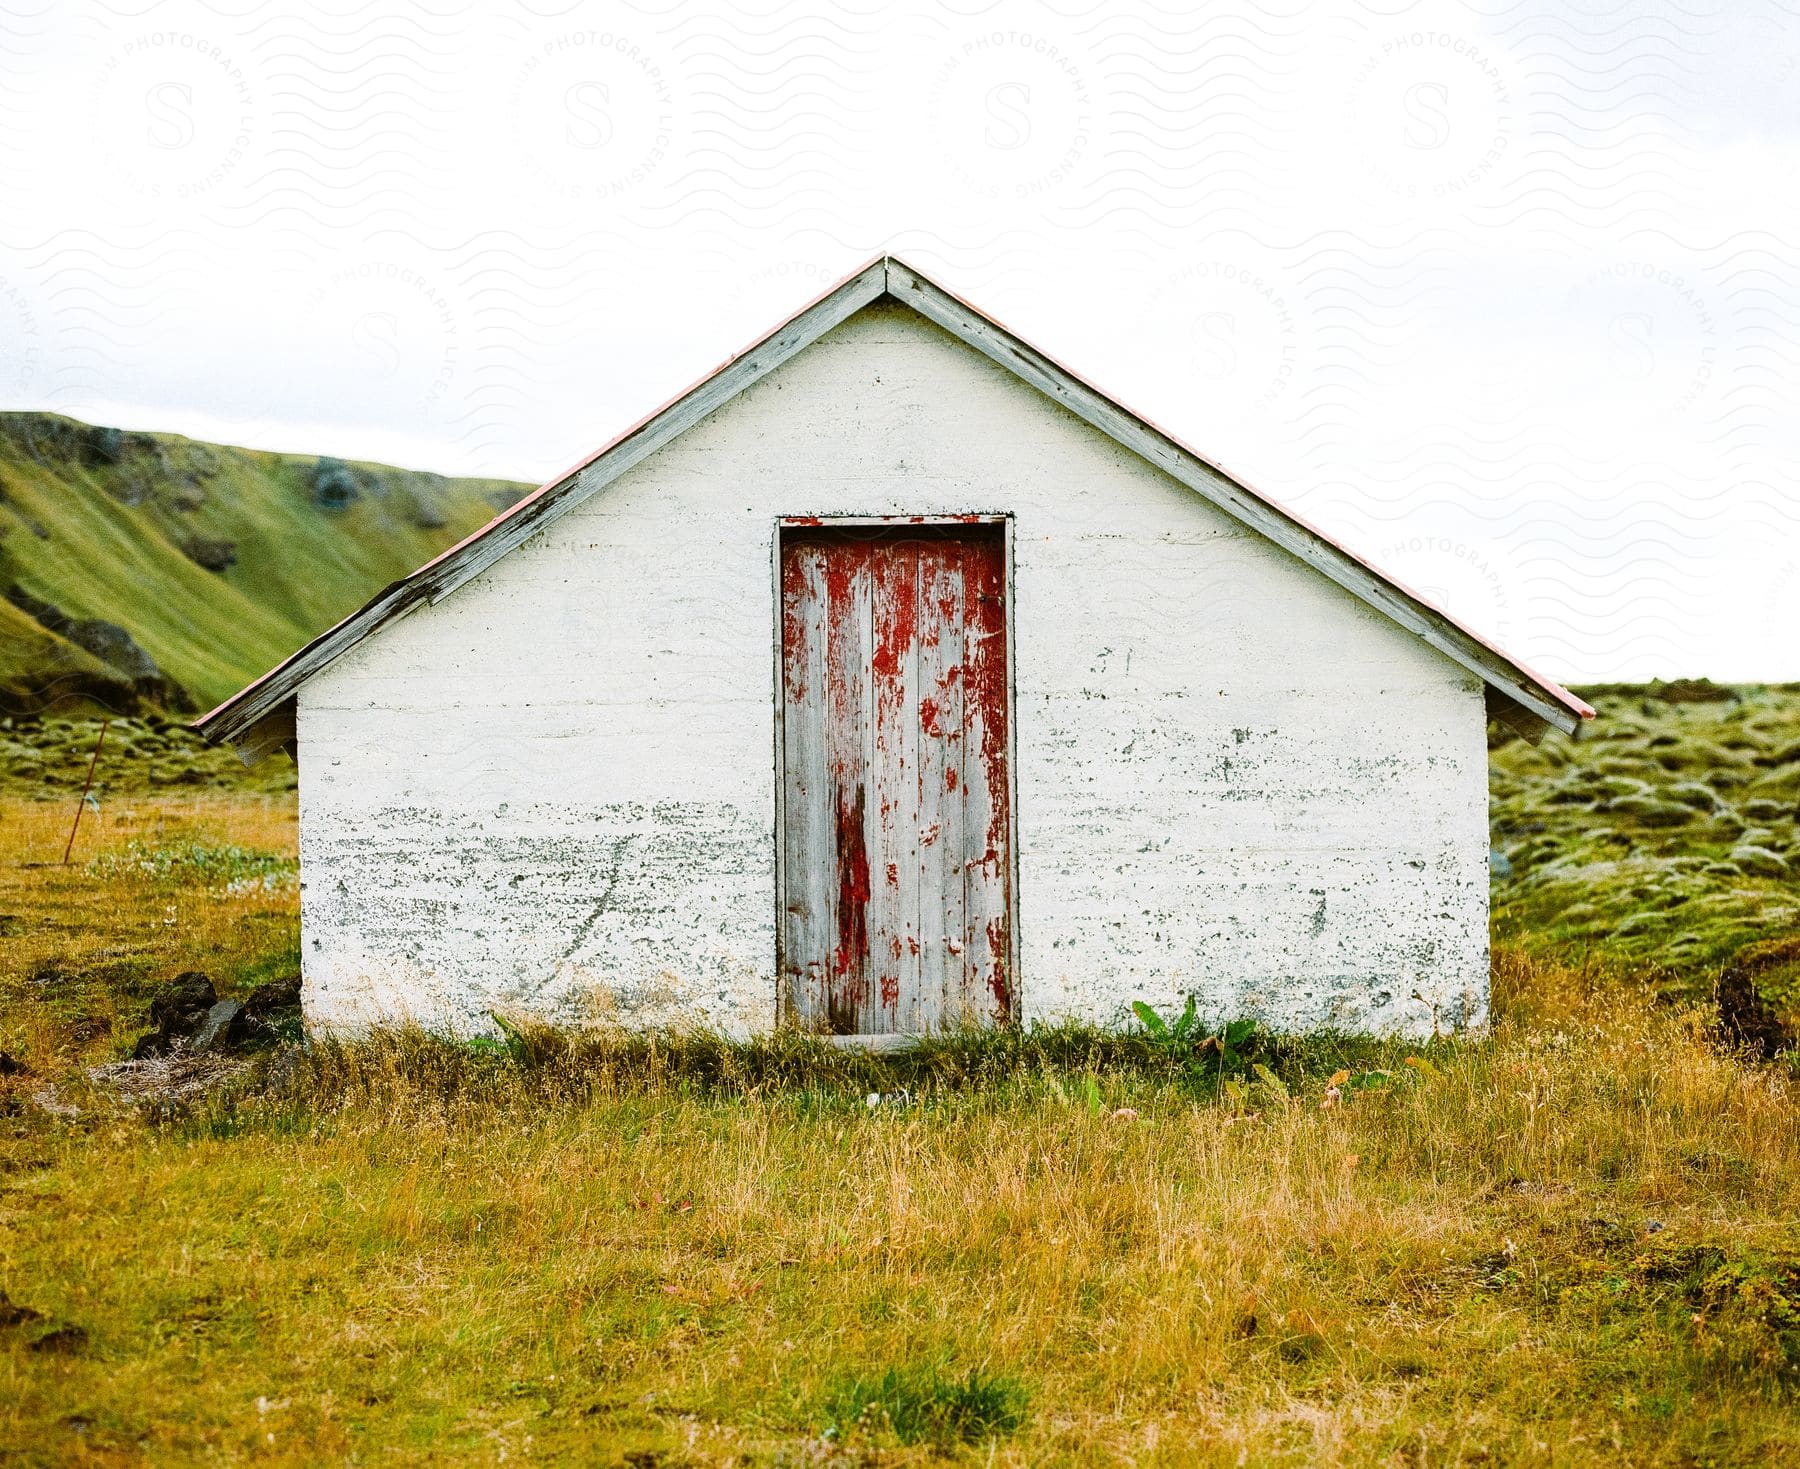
[296,300,1491,1039]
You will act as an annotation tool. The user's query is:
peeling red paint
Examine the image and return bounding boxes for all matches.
[822,538,873,1023]
[831,782,869,982]
[780,550,811,702]
[782,524,1010,1034]
[870,545,918,681]
[822,540,862,629]
[962,533,1013,1021]
[986,917,1011,1014]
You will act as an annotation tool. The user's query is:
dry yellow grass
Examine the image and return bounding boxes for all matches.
[0,793,297,1069]
[2,793,1798,1465]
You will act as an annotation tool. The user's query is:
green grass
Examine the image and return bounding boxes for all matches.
[85,837,294,885]
[0,716,295,799]
[821,1363,1029,1446]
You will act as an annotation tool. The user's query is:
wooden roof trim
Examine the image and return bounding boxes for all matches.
[195,252,1592,750]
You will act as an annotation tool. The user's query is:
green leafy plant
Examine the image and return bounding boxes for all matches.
[1132,995,1201,1045]
[1204,1018,1261,1078]
[1325,1067,1397,1101]
[464,1012,528,1064]
[1251,1061,1290,1107]
[1132,1001,1266,1095]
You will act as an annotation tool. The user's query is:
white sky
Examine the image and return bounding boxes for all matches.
[3,0,1797,682]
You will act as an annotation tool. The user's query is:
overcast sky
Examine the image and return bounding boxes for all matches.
[3,0,1796,682]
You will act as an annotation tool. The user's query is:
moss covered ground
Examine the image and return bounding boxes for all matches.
[1492,680,1800,1021]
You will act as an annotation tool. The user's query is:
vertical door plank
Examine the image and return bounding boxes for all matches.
[960,533,1013,1025]
[869,538,922,1035]
[779,541,832,1024]
[915,537,966,1033]
[821,538,874,1034]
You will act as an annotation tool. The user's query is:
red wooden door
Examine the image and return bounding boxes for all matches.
[779,524,1013,1035]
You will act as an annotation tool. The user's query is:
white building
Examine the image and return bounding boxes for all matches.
[198,256,1592,1041]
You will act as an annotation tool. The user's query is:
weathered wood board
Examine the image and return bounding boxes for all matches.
[779,525,1012,1034]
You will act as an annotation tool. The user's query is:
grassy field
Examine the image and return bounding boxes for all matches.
[0,687,1797,1465]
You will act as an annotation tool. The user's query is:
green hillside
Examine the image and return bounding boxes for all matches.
[0,412,530,715]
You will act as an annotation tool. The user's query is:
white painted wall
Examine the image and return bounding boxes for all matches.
[297,301,1490,1039]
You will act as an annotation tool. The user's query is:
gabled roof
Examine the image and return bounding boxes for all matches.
[195,253,1593,755]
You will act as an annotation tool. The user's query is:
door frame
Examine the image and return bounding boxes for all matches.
[770,512,1020,1034]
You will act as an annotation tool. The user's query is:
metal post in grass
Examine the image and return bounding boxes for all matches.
[62,719,110,865]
